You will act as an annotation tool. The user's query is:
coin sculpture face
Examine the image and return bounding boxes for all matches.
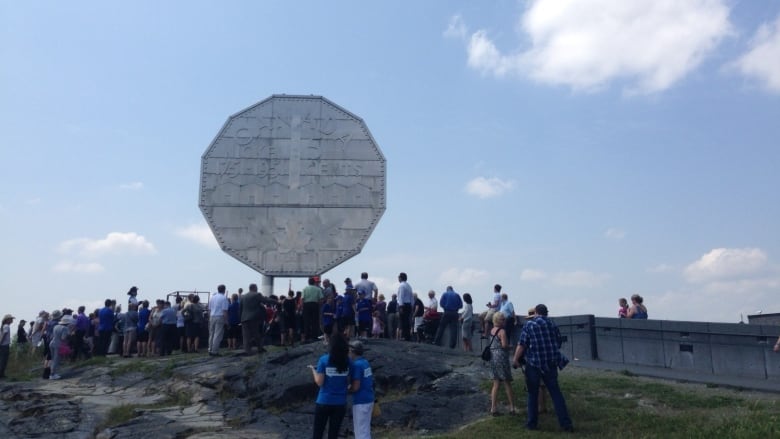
[199,95,386,276]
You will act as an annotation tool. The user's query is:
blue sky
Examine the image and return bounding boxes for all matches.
[2,1,779,324]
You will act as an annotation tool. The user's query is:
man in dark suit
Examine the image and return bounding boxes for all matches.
[240,283,266,355]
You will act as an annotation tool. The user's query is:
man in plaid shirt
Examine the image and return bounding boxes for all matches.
[513,304,573,432]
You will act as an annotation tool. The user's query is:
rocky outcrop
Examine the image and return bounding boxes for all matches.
[0,340,492,438]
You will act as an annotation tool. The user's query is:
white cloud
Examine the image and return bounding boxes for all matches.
[684,247,768,283]
[465,176,515,198]
[444,14,468,40]
[52,260,105,273]
[651,275,780,323]
[437,267,490,287]
[467,30,514,76]
[59,232,157,257]
[119,181,144,190]
[175,223,219,248]
[604,228,626,240]
[462,0,732,94]
[733,14,780,93]
[520,268,547,281]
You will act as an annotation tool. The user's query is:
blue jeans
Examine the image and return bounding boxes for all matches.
[524,364,572,430]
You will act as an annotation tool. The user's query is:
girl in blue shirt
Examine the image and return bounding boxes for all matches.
[310,334,351,439]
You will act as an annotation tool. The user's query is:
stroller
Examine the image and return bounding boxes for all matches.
[418,312,441,343]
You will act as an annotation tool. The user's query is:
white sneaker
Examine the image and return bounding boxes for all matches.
[49,374,61,380]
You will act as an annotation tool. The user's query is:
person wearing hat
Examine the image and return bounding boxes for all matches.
[49,314,73,380]
[348,340,374,439]
[0,314,15,379]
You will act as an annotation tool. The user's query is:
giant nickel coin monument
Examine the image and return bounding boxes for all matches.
[199,95,386,294]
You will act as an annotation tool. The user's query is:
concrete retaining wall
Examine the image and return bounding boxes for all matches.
[556,316,780,381]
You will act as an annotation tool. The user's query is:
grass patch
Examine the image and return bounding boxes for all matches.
[109,359,159,378]
[103,404,140,428]
[106,357,179,379]
[162,389,193,407]
[4,344,41,381]
[160,358,177,378]
[73,355,112,368]
[424,369,780,439]
[98,389,194,431]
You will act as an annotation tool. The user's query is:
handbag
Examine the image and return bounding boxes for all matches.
[372,400,381,417]
[481,330,499,361]
[58,343,72,357]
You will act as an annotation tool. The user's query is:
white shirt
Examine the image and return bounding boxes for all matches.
[1,324,10,346]
[397,282,413,305]
[490,292,501,309]
[209,292,229,318]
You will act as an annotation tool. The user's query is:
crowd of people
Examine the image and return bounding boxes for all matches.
[1,273,588,435]
[5,274,780,436]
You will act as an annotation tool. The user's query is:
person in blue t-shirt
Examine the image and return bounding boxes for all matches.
[355,292,373,339]
[227,294,241,350]
[136,301,150,357]
[309,334,351,439]
[339,289,356,338]
[97,299,115,356]
[348,340,374,439]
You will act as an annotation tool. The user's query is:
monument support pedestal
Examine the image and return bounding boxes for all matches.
[261,275,274,296]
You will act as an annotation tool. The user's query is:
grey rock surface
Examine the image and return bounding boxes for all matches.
[0,340,491,438]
